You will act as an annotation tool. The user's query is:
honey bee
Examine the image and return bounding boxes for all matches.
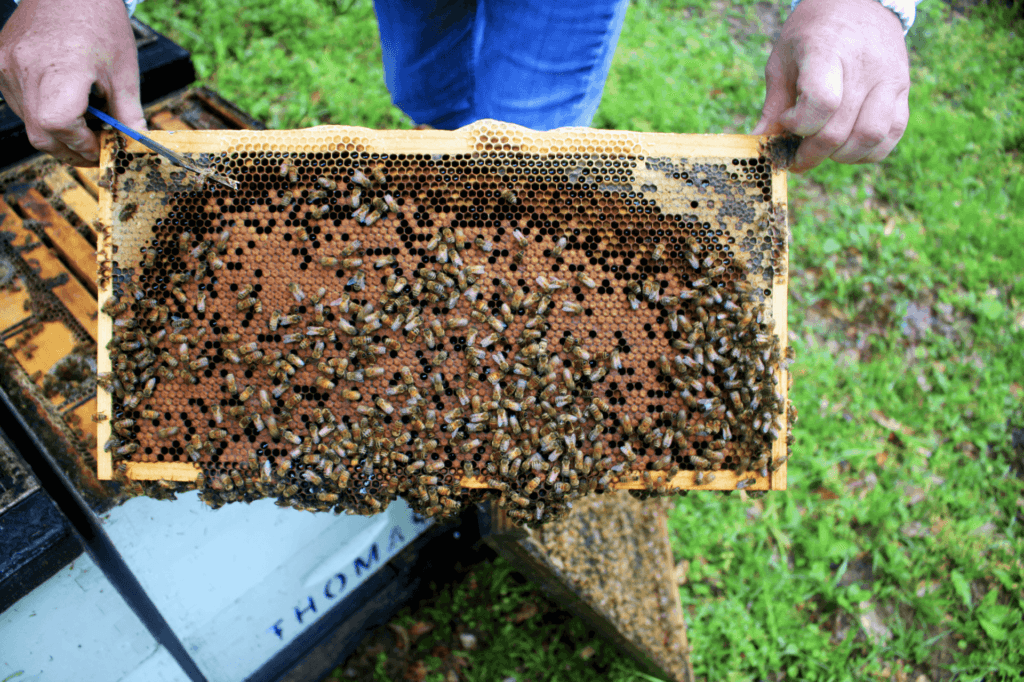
[156,426,180,439]
[312,376,334,391]
[361,210,381,227]
[500,189,518,205]
[342,389,361,401]
[561,301,584,315]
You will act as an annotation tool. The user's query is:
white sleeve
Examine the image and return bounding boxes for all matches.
[790,0,923,35]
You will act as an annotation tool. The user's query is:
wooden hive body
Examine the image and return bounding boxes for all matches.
[97,123,794,525]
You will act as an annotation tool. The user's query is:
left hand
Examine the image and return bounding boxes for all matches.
[752,0,910,173]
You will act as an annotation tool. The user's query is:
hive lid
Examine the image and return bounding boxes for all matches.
[97,122,794,525]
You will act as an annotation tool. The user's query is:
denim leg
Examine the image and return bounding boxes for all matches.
[372,0,478,129]
[473,0,630,130]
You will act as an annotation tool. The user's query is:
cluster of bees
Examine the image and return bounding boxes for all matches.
[100,145,791,526]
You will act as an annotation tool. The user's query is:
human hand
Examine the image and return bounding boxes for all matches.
[751,0,910,173]
[0,0,145,166]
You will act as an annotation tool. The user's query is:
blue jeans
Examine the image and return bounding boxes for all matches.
[372,0,630,131]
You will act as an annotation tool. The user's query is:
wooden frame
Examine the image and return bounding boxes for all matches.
[96,123,790,497]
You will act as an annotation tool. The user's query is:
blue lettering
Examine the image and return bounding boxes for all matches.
[294,596,316,624]
[324,572,347,599]
[354,542,380,576]
[387,525,406,552]
[268,619,285,640]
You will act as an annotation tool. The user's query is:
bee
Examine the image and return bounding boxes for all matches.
[539,233,569,258]
[370,166,387,185]
[561,300,584,315]
[349,169,372,187]
[314,176,337,191]
[347,270,366,291]
[524,477,543,495]
[341,257,363,270]
[342,187,363,210]
[339,388,361,402]
[313,376,335,391]
[568,271,597,290]
[500,189,518,205]
[431,350,448,367]
[288,282,305,303]
[171,287,188,304]
[360,209,381,227]
[156,426,180,439]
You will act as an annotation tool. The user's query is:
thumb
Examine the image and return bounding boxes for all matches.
[108,83,147,133]
[752,54,794,135]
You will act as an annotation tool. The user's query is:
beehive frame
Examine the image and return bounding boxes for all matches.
[96,122,793,524]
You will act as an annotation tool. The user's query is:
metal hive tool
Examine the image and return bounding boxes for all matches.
[96,123,797,526]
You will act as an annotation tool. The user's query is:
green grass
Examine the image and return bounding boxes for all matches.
[346,556,653,682]
[136,0,1024,679]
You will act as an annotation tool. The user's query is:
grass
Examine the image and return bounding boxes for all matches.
[136,0,1024,679]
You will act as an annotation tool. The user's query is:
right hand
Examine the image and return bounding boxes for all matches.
[0,0,146,166]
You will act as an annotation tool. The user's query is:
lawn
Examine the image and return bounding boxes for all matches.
[135,0,1024,679]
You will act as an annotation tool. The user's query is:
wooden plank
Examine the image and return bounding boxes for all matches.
[150,110,193,132]
[657,509,693,681]
[71,397,100,447]
[72,167,102,200]
[41,166,100,237]
[13,186,98,295]
[125,461,201,481]
[483,495,694,682]
[95,142,114,481]
[3,320,78,383]
[192,88,257,130]
[0,286,32,331]
[771,167,789,491]
[0,200,97,341]
[117,128,779,159]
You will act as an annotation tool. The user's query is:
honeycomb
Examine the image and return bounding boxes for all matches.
[96,122,795,526]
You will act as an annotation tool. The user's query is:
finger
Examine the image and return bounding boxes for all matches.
[788,96,860,174]
[778,48,843,139]
[831,83,895,164]
[28,71,99,163]
[105,62,147,133]
[861,91,909,164]
[752,53,793,136]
